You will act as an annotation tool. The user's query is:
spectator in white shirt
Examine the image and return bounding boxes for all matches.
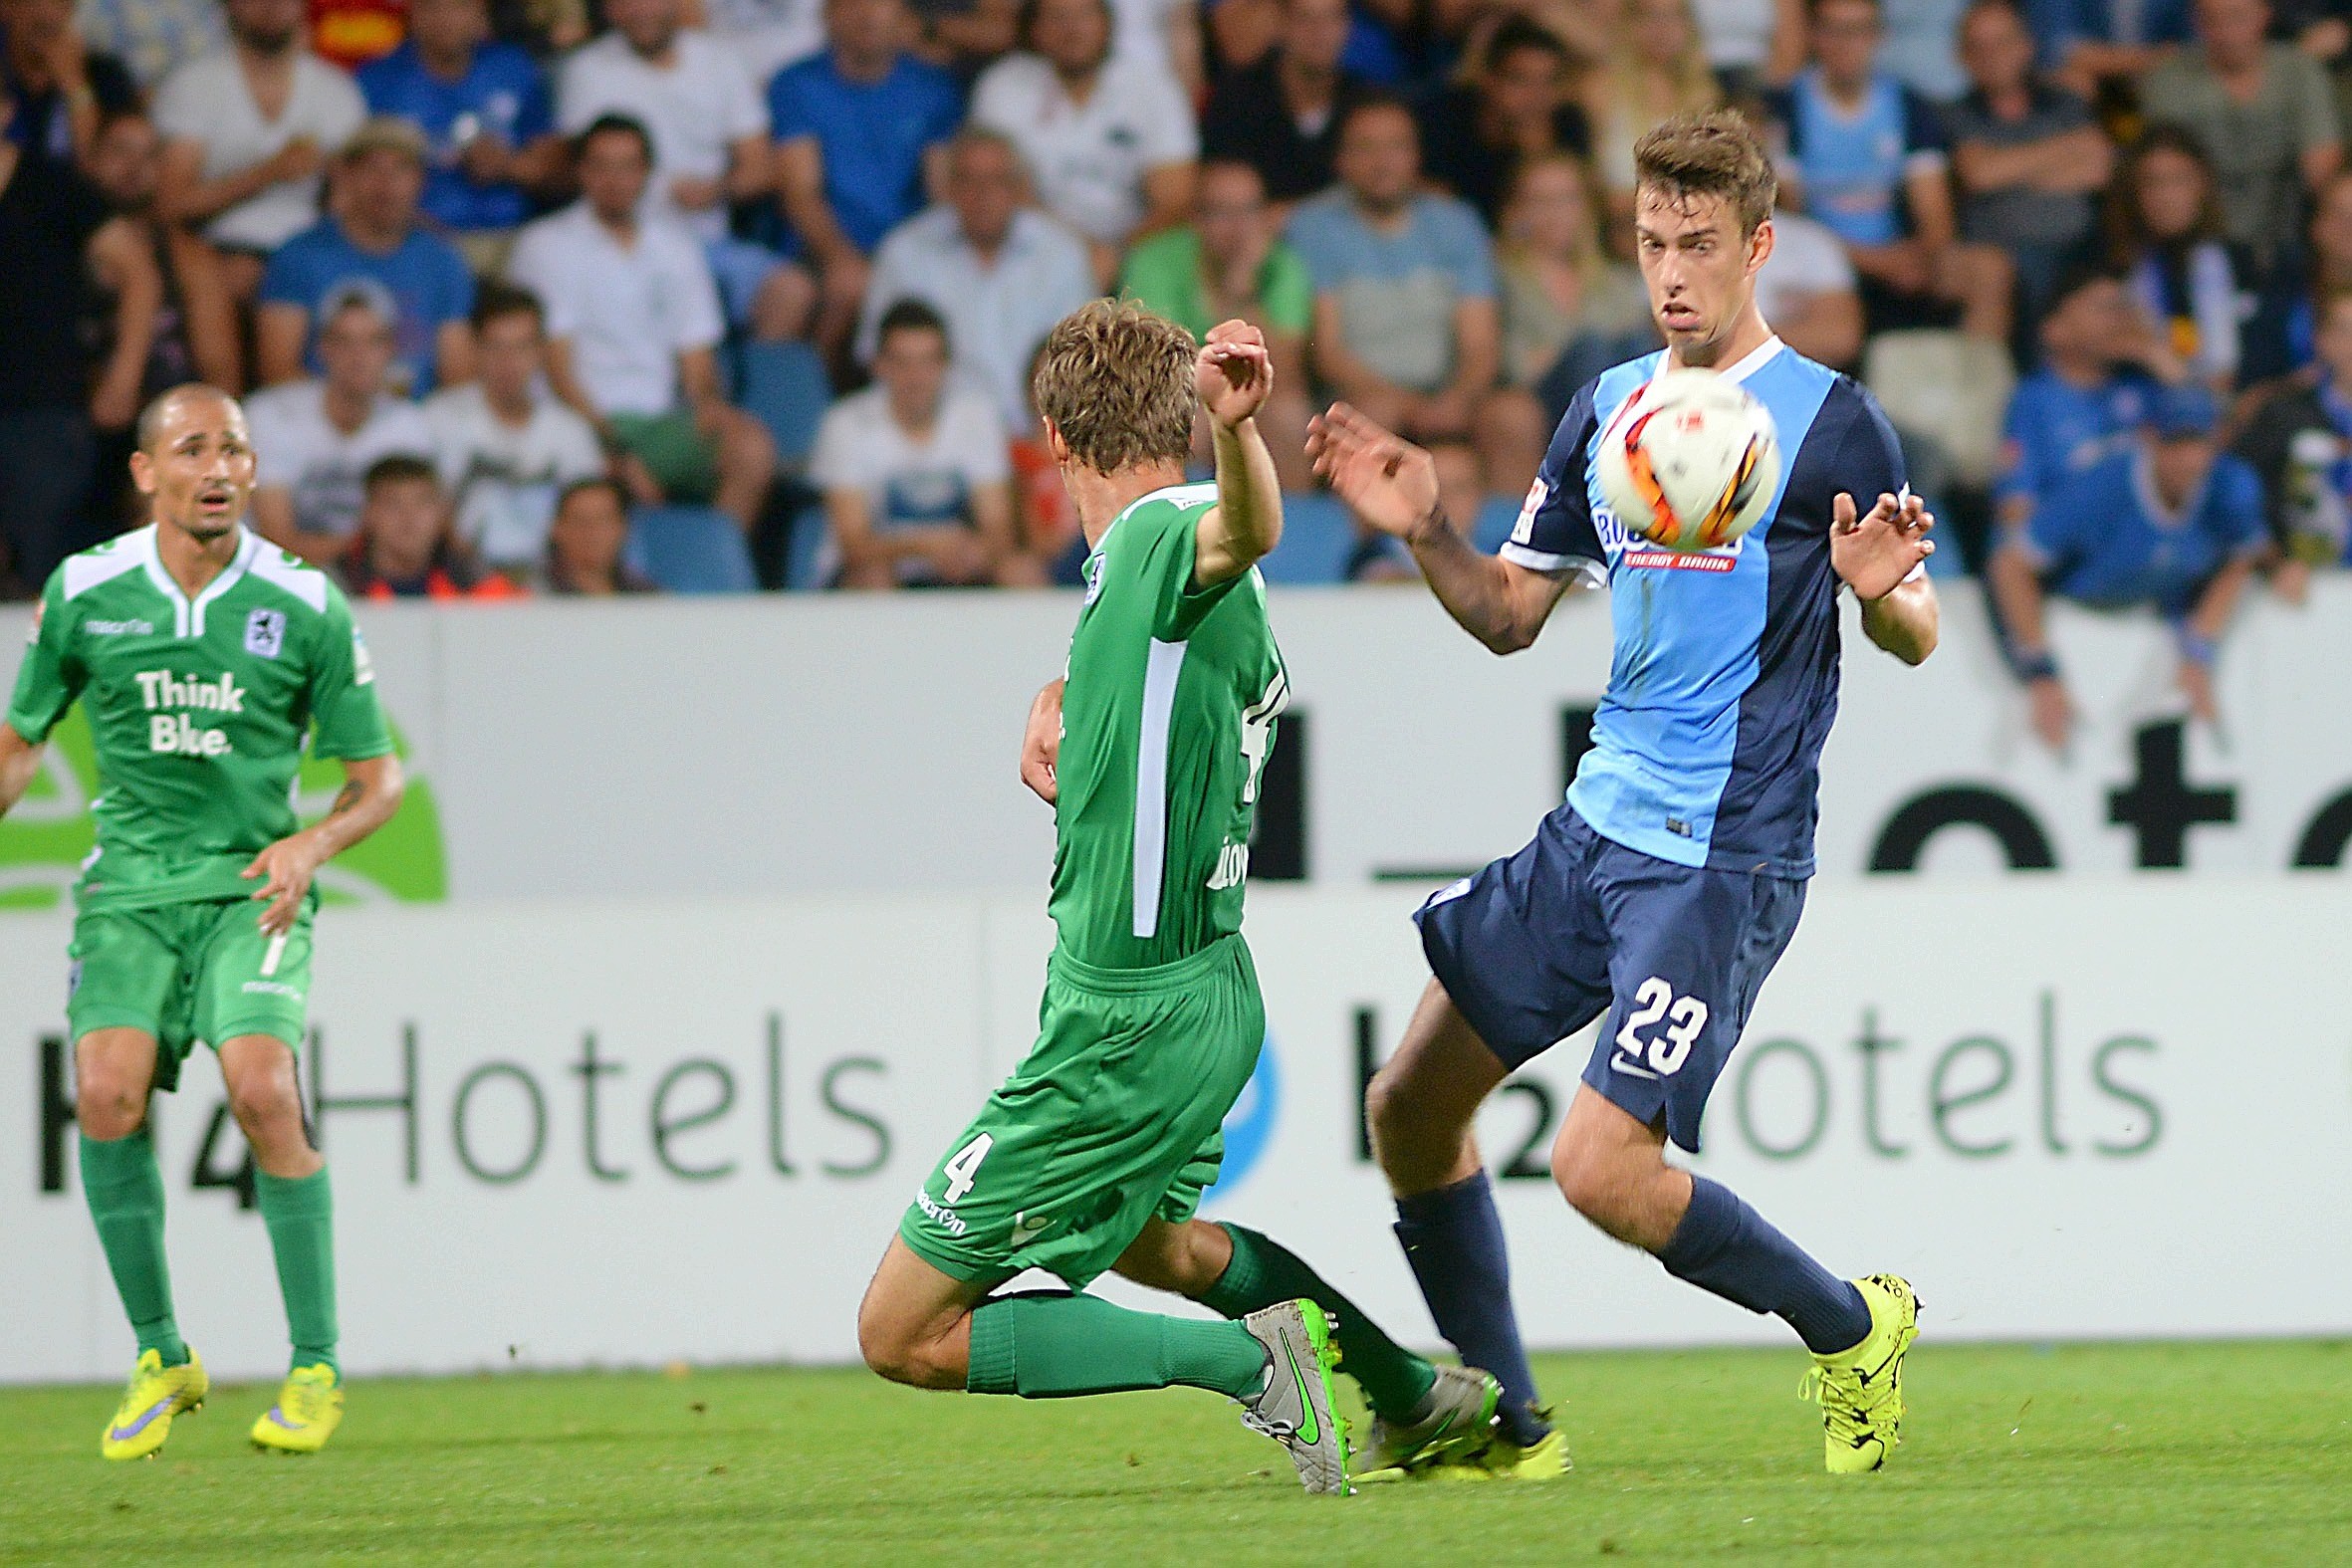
[972,0,1198,287]
[426,282,607,572]
[150,0,366,299]
[508,113,779,532]
[246,290,437,560]
[859,127,1102,431]
[1754,206,1864,370]
[816,298,1033,586]
[558,0,812,336]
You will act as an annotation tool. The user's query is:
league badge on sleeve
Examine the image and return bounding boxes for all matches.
[245,608,288,659]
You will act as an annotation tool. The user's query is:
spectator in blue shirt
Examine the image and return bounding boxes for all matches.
[771,0,965,359]
[257,117,479,396]
[2232,285,2352,599]
[1996,265,2185,531]
[355,0,563,270]
[2025,0,2192,97]
[1288,96,1547,500]
[1770,0,2012,344]
[1991,381,2264,749]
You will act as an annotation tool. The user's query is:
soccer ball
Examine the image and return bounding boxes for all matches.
[1595,368,1781,553]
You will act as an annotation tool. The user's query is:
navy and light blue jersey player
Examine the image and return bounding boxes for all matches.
[1310,111,1940,1479]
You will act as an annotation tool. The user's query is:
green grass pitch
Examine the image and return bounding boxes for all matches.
[4,1341,2349,1564]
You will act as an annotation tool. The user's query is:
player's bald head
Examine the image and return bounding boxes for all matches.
[136,384,247,454]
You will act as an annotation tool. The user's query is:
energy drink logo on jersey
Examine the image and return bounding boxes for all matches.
[0,707,449,910]
[1202,1036,1281,1203]
[1591,499,1746,575]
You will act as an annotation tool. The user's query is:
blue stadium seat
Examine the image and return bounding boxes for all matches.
[1470,494,1521,555]
[785,497,832,591]
[736,340,831,469]
[1259,492,1354,584]
[625,505,757,594]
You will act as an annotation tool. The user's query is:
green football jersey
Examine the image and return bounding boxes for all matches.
[6,524,392,911]
[1049,483,1290,970]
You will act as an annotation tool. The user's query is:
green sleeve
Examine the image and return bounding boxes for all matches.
[306,589,394,762]
[1258,244,1314,337]
[5,576,82,743]
[1119,492,1247,643]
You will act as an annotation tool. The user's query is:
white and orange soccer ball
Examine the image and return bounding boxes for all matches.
[1595,367,1781,553]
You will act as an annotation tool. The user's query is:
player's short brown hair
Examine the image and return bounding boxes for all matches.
[1031,299,1198,474]
[1632,111,1777,237]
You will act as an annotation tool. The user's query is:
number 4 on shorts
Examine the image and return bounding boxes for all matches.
[942,1133,993,1204]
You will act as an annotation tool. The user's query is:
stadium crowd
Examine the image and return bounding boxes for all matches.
[3,0,2349,711]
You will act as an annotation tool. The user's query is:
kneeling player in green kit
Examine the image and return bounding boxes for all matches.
[0,386,404,1458]
[856,303,1500,1494]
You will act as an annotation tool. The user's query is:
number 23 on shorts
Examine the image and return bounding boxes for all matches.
[1611,977,1709,1078]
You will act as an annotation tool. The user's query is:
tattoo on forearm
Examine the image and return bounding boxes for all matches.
[327,781,365,819]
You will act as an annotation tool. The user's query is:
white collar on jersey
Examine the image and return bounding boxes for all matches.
[1653,334,1787,387]
[133,524,261,640]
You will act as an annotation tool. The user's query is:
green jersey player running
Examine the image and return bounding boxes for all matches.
[0,385,404,1459]
[857,303,1500,1494]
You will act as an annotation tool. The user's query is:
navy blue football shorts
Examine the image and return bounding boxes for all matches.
[1413,804,1805,1153]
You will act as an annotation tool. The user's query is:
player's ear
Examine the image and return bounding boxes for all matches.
[1746,216,1775,279]
[1042,416,1071,467]
[128,449,158,498]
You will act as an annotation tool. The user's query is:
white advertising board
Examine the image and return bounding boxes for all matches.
[4,880,2346,1384]
[4,580,2350,905]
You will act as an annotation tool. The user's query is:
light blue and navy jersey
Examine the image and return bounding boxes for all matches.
[1502,338,1906,879]
[2017,446,2265,614]
[1772,71,1950,249]
[1995,368,2154,510]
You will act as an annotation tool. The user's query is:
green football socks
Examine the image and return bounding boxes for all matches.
[80,1129,189,1368]
[1200,1223,1437,1423]
[965,1293,1268,1400]
[255,1167,339,1376]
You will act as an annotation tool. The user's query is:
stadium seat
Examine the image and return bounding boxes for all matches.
[625,505,758,594]
[736,340,831,469]
[1862,330,2015,489]
[784,498,832,591]
[1259,492,1354,584]
[1470,494,1521,555]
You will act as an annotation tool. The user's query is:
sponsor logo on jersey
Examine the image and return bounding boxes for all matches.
[245,608,287,659]
[352,631,375,686]
[132,671,246,758]
[913,1186,968,1236]
[83,618,154,637]
[1594,501,1745,572]
[241,980,304,999]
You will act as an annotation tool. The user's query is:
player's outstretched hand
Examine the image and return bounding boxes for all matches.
[244,831,327,936]
[1830,490,1934,602]
[1197,320,1274,430]
[1306,402,1439,540]
[1020,678,1064,805]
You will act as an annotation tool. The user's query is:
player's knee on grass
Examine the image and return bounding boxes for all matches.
[854,1292,968,1390]
[74,1031,157,1139]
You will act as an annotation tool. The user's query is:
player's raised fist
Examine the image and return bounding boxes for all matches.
[1306,402,1439,541]
[1197,320,1273,429]
[1829,489,1934,602]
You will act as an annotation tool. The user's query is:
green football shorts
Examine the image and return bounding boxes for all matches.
[899,934,1266,1288]
[68,895,319,1092]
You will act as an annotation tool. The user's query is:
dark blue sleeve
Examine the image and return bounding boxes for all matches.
[768,63,815,141]
[1901,88,1950,155]
[1826,381,1909,520]
[1497,384,1606,577]
[510,51,555,141]
[2208,455,2268,552]
[257,237,314,308]
[1763,85,1803,158]
[2024,464,2098,569]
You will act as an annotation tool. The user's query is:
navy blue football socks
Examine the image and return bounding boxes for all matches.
[1659,1175,1872,1355]
[1394,1170,1550,1446]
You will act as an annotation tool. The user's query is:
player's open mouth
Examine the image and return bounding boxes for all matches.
[195,489,235,514]
[1661,306,1702,330]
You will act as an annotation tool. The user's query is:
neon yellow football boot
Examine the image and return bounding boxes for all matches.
[1802,1273,1921,1474]
[102,1348,209,1461]
[1417,1425,1572,1482]
[251,1364,345,1455]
